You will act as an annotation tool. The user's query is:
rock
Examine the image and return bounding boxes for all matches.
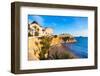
[28,37,41,60]
[48,44,76,59]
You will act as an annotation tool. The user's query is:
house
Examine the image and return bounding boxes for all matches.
[28,21,53,37]
[43,27,53,36]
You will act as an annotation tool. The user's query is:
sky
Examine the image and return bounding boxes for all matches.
[28,15,88,37]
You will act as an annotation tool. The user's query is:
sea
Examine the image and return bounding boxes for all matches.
[65,37,88,58]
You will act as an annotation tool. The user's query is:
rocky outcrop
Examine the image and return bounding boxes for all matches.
[59,34,77,43]
[28,37,41,60]
[48,44,77,59]
[50,37,62,46]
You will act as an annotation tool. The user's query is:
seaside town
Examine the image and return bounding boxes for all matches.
[28,21,77,60]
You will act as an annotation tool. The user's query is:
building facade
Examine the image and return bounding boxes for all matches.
[28,21,53,37]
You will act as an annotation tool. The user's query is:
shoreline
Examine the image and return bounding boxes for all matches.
[48,43,78,59]
[62,43,78,58]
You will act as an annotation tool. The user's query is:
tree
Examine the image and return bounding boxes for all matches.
[36,28,39,32]
[35,32,39,36]
[33,25,37,30]
[54,35,57,38]
[39,36,52,60]
[62,37,70,43]
[28,24,33,37]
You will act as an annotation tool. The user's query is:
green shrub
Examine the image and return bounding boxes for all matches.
[39,36,52,60]
[62,37,70,43]
[35,32,39,36]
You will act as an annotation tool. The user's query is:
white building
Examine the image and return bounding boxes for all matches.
[29,21,53,37]
[43,27,53,36]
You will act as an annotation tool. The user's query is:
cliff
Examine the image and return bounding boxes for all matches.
[59,34,77,43]
[28,35,77,60]
[48,44,77,59]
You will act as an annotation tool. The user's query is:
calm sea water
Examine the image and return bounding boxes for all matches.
[65,37,88,58]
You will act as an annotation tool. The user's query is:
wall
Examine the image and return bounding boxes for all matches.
[0,0,100,76]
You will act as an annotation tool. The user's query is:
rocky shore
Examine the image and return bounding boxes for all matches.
[48,44,77,59]
[28,35,77,60]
